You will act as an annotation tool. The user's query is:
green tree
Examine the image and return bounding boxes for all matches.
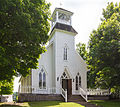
[0,79,14,95]
[88,2,120,91]
[76,43,88,61]
[0,0,51,81]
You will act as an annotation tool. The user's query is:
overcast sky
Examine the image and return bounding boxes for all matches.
[14,0,120,92]
[47,0,120,45]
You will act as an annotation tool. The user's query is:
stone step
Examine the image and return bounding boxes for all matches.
[68,95,85,102]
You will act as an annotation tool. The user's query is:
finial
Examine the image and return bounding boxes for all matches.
[60,2,62,7]
[59,0,63,7]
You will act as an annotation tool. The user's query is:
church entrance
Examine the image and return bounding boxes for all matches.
[61,68,72,97]
[62,79,72,97]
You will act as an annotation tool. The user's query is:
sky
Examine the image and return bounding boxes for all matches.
[47,0,120,45]
[13,0,120,92]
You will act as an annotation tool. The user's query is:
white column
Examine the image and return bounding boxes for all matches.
[70,16,72,25]
[56,11,58,22]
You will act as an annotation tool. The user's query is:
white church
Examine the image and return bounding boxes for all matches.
[18,8,88,102]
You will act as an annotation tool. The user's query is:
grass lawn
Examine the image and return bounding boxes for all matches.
[0,101,85,107]
[89,100,120,107]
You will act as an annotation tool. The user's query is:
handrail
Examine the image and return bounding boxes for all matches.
[87,88,110,95]
[79,87,88,102]
[61,88,67,102]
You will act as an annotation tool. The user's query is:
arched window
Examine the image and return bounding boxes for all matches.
[64,47,67,60]
[43,72,46,88]
[39,72,42,88]
[75,72,81,90]
[76,76,78,90]
[39,68,46,89]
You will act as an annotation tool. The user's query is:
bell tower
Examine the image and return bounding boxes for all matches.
[50,8,77,37]
[51,8,73,29]
[50,8,78,91]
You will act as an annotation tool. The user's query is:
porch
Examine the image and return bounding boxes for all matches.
[18,86,110,102]
[18,86,87,102]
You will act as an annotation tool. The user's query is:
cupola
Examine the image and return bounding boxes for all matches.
[50,8,77,35]
[51,8,73,29]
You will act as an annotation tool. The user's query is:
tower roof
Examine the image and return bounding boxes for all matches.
[50,22,78,35]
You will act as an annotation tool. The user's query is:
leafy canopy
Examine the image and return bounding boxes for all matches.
[88,2,120,91]
[0,0,51,81]
[0,79,14,95]
[76,43,88,61]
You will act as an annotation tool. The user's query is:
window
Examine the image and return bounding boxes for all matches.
[76,76,78,90]
[58,13,70,22]
[64,47,67,60]
[39,68,46,89]
[75,73,81,90]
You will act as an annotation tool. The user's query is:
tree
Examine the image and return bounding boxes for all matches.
[0,79,14,95]
[76,43,88,61]
[0,0,51,81]
[88,2,120,91]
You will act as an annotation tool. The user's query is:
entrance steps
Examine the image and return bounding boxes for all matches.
[68,95,101,107]
[68,95,86,102]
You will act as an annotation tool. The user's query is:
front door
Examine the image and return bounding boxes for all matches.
[67,79,72,96]
[62,79,68,90]
[62,79,72,97]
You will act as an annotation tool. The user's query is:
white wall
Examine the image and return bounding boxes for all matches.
[32,43,55,94]
[31,29,87,95]
[54,30,87,94]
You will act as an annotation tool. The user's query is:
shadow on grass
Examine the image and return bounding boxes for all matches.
[28,101,84,107]
[28,101,62,107]
[0,101,85,107]
[0,104,23,107]
[89,100,120,107]
[0,102,27,107]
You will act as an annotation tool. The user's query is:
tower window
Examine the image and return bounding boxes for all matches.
[39,68,46,89]
[64,47,67,60]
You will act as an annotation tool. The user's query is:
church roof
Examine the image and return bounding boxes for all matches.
[51,23,78,35]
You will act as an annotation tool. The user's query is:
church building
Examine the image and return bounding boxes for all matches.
[18,8,88,102]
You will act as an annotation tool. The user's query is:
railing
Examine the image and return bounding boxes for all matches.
[79,87,88,102]
[19,86,67,102]
[48,87,56,94]
[19,86,61,94]
[87,89,110,95]
[61,88,67,102]
[19,86,32,93]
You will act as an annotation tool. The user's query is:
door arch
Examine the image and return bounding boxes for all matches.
[60,68,72,96]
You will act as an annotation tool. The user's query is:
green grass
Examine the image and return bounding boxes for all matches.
[0,101,85,107]
[89,100,120,107]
